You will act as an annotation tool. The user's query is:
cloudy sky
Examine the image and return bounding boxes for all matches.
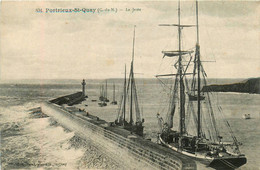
[0,1,259,79]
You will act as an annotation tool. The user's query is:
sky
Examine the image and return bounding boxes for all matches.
[0,0,259,80]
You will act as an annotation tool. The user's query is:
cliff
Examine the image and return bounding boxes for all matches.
[202,78,260,94]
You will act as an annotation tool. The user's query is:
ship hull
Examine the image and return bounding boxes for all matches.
[111,101,117,105]
[114,121,144,136]
[159,135,246,169]
[123,124,144,137]
[208,157,247,170]
[98,102,107,107]
[243,114,250,119]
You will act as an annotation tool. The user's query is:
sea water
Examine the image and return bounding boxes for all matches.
[0,79,259,169]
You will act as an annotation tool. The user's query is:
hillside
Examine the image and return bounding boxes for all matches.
[202,77,260,94]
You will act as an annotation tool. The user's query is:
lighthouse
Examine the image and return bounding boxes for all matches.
[82,79,86,97]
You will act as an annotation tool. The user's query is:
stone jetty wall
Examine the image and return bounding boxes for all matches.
[41,102,187,170]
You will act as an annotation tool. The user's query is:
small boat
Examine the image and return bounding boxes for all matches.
[111,83,117,105]
[188,93,205,101]
[104,80,109,102]
[156,0,246,169]
[98,80,109,106]
[99,85,105,101]
[98,102,107,107]
[114,26,144,136]
[243,114,250,119]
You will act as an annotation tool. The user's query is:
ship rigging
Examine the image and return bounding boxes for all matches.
[115,26,144,136]
[156,0,246,169]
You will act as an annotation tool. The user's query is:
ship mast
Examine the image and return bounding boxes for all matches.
[178,0,185,135]
[196,0,201,138]
[113,83,115,102]
[123,64,126,125]
[196,0,200,44]
[130,25,136,125]
[105,80,107,99]
[102,85,104,98]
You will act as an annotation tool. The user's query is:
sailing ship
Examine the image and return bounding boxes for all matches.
[115,26,144,136]
[99,80,109,102]
[99,84,105,101]
[98,81,109,107]
[111,83,118,105]
[156,0,247,169]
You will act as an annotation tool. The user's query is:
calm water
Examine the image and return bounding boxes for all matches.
[0,79,259,169]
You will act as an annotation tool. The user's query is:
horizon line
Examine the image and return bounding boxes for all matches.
[0,77,256,80]
[1,77,259,81]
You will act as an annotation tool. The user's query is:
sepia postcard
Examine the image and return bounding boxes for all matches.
[0,1,259,169]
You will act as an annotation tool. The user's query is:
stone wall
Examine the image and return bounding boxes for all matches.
[41,102,186,170]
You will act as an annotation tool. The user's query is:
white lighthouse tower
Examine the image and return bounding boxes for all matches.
[81,79,86,97]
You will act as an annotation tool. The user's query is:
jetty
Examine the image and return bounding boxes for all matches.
[40,80,208,170]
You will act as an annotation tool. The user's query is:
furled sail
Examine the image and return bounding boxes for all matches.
[115,26,144,136]
[159,24,195,27]
[156,0,246,168]
[162,50,194,58]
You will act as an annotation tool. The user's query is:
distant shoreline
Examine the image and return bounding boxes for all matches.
[202,77,260,94]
